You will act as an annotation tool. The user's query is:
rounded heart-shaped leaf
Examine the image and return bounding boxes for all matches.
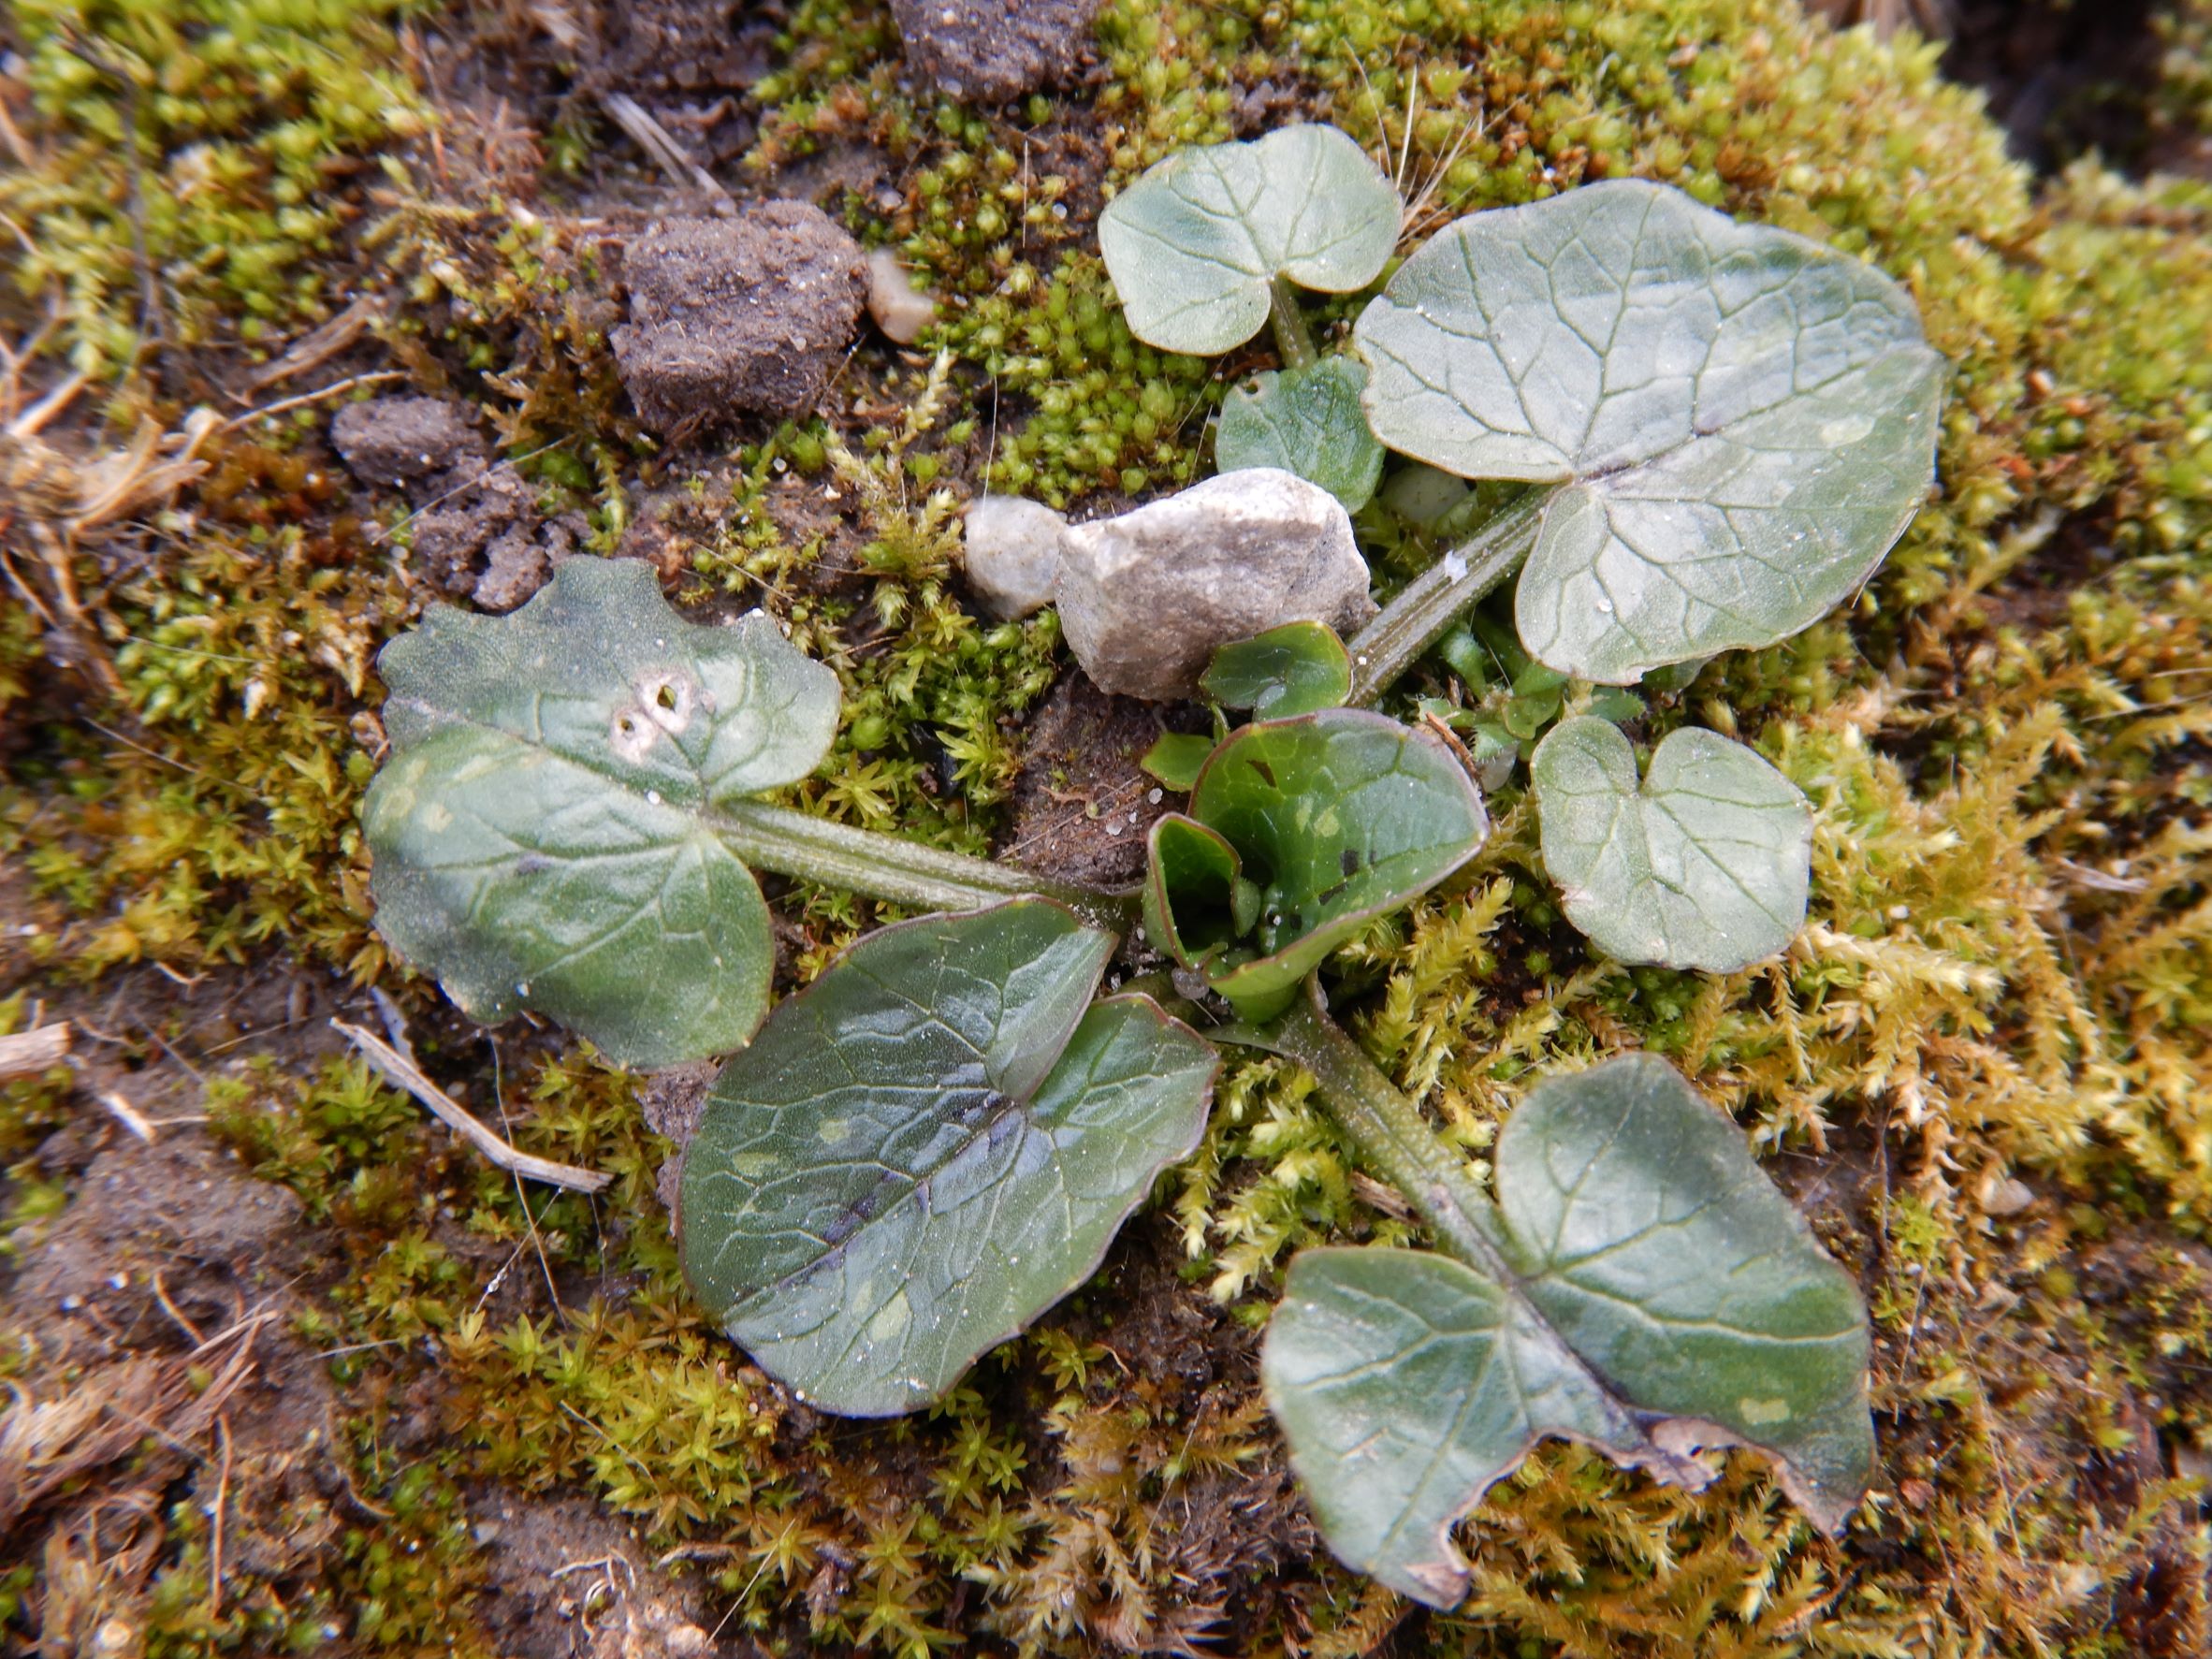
[1188,709,1488,1014]
[1099,124,1401,356]
[1216,357,1387,511]
[1263,1054,1872,1608]
[1531,717,1811,972]
[678,899,1217,1416]
[1201,620,1352,720]
[362,557,840,1068]
[1354,180,1946,683]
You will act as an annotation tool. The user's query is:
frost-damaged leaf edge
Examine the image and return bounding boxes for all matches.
[1262,1053,1873,1608]
[1191,709,1491,1011]
[1099,124,1402,356]
[677,898,1220,1417]
[1530,716,1812,973]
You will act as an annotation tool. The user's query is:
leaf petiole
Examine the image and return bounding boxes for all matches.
[1267,274,1318,370]
[711,798,1139,934]
[1342,486,1551,706]
[1215,982,1508,1273]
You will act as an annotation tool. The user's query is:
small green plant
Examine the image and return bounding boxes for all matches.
[1101,124,1946,976]
[359,126,1953,1614]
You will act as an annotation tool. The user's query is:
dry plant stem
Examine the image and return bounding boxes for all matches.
[1269,276,1318,370]
[332,1019,613,1192]
[0,1024,68,1081]
[1226,984,1512,1275]
[712,799,1140,934]
[1344,485,1551,706]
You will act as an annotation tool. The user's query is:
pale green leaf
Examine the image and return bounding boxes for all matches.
[1264,1055,1871,1608]
[1216,357,1387,510]
[1530,717,1811,971]
[679,900,1217,1416]
[1355,181,1945,682]
[362,557,840,1068]
[1099,124,1401,355]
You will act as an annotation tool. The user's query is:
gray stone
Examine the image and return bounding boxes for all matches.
[1054,470,1375,701]
[962,495,1066,619]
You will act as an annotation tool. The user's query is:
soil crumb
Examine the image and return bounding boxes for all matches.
[330,395,486,488]
[891,0,1099,104]
[611,206,869,432]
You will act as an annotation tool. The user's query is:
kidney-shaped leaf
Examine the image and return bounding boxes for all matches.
[1099,124,1401,356]
[678,899,1217,1416]
[1216,357,1388,511]
[1355,181,1946,682]
[1263,1054,1872,1608]
[1531,717,1812,972]
[362,557,840,1069]
[1189,710,1488,1016]
[1201,620,1352,720]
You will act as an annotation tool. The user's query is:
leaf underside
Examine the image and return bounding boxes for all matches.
[1531,717,1812,972]
[1263,1054,1872,1608]
[1216,357,1388,511]
[1187,709,1490,1014]
[678,900,1218,1416]
[1355,180,1946,683]
[362,557,841,1068]
[1099,124,1402,356]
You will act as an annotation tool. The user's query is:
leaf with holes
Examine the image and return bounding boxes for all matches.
[1201,620,1352,720]
[1263,1055,1872,1608]
[1187,709,1489,1019]
[1531,717,1811,971]
[1216,357,1388,510]
[678,899,1217,1415]
[1355,180,1945,683]
[362,557,840,1069]
[1099,124,1401,356]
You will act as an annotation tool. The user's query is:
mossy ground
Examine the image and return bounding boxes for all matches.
[4,0,2212,1653]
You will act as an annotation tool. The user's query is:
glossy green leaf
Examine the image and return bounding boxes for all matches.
[362,558,840,1068]
[1189,710,1488,1015]
[1142,813,1260,968]
[1141,732,1216,793]
[1216,357,1388,511]
[1355,180,1946,683]
[1099,124,1401,355]
[678,899,1217,1416]
[1531,718,1811,972]
[1264,1054,1872,1608]
[1201,621,1352,720]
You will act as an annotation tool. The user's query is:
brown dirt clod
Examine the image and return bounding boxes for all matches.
[329,395,487,489]
[890,0,1100,105]
[610,205,870,433]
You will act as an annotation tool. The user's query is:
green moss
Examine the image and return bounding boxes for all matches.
[3,0,430,382]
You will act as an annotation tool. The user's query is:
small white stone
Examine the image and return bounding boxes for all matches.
[962,495,1068,620]
[867,247,936,344]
